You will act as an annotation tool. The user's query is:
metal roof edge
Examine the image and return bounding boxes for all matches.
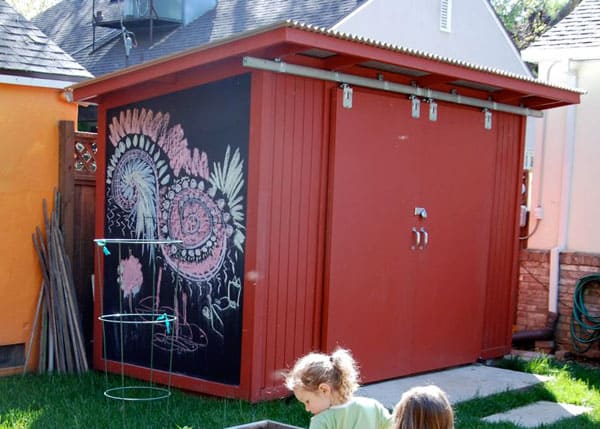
[282,21,586,95]
[68,20,586,97]
[68,21,292,93]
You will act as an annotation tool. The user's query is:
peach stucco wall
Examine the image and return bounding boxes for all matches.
[0,82,77,373]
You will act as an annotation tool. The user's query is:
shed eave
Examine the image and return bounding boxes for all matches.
[69,24,294,102]
[69,22,582,110]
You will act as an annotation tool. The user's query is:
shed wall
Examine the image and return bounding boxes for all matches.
[91,67,331,400]
[247,72,330,399]
[87,56,531,399]
[481,112,525,358]
[93,67,255,398]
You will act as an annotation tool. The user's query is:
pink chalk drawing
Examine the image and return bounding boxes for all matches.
[118,253,143,312]
[158,177,233,282]
[106,106,247,341]
[108,108,209,178]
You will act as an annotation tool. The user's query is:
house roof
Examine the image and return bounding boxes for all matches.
[69,21,582,113]
[528,0,600,49]
[0,0,91,81]
[33,0,365,77]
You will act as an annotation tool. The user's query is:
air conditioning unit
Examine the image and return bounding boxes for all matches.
[124,0,150,18]
[123,0,183,21]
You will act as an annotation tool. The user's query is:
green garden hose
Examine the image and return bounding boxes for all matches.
[570,273,600,353]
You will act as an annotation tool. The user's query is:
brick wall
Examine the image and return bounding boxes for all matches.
[517,250,550,332]
[516,249,600,354]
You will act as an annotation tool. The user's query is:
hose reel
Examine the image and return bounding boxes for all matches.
[570,274,600,353]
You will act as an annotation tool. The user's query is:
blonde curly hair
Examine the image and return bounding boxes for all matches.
[284,348,359,402]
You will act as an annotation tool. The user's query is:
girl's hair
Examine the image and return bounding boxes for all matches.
[393,385,454,429]
[284,348,359,402]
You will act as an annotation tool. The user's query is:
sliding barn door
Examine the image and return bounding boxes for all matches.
[324,87,496,382]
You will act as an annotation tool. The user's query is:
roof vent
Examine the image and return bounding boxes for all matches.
[440,0,452,32]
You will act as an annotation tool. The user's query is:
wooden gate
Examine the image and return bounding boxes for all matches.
[58,121,97,362]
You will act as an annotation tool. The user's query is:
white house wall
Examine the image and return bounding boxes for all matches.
[332,0,531,76]
[527,59,599,254]
[567,60,600,253]
[527,76,568,251]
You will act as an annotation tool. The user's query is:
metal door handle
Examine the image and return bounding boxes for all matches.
[411,227,421,250]
[420,227,429,249]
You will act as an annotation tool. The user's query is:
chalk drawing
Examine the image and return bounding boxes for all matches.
[105,106,246,352]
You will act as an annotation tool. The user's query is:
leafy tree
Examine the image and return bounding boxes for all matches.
[491,0,583,49]
[5,0,60,19]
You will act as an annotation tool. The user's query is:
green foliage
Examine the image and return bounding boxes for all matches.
[490,0,582,49]
[4,0,60,19]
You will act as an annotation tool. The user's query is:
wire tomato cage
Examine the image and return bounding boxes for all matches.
[94,238,182,403]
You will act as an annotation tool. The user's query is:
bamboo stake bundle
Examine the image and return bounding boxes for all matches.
[27,189,89,374]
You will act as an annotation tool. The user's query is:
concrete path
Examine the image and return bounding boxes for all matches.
[358,364,591,427]
[358,364,550,408]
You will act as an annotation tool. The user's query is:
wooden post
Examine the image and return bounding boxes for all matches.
[58,121,75,261]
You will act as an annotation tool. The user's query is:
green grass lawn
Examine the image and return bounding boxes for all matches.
[0,371,308,429]
[1,356,599,428]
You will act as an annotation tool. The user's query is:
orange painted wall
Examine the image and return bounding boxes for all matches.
[0,83,77,374]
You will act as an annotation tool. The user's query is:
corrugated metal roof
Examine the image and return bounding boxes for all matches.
[284,21,585,94]
[69,19,584,113]
[0,0,91,80]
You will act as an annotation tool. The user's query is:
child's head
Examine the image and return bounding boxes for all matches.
[285,348,359,414]
[393,385,454,429]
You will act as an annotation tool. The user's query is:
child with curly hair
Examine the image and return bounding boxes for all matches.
[285,348,392,429]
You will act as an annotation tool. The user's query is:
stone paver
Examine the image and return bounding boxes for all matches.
[482,400,591,428]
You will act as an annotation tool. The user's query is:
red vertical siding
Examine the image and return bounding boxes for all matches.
[480,113,526,358]
[248,72,329,399]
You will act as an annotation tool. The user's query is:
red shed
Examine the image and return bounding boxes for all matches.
[69,22,580,402]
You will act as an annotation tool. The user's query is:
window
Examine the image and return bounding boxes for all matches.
[440,0,452,32]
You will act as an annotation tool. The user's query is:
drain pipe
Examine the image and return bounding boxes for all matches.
[548,59,577,314]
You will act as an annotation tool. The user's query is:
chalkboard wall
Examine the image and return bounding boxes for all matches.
[102,74,250,384]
